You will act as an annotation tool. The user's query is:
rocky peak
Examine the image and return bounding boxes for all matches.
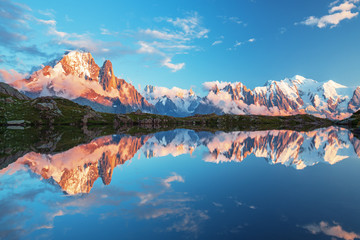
[144,85,155,94]
[348,87,360,113]
[0,82,31,100]
[58,50,100,81]
[99,60,117,91]
[189,88,195,96]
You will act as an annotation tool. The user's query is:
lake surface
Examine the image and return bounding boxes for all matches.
[1,127,360,240]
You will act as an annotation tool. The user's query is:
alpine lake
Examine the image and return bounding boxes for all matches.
[1,126,360,240]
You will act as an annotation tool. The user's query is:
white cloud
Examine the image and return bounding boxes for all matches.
[162,57,185,72]
[140,29,187,41]
[137,41,158,54]
[36,19,56,26]
[248,38,255,42]
[212,40,223,46]
[234,41,242,47]
[100,28,118,36]
[136,12,208,72]
[165,12,209,38]
[137,41,185,71]
[203,80,237,91]
[300,0,359,28]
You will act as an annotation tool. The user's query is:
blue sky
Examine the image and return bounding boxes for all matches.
[0,0,359,94]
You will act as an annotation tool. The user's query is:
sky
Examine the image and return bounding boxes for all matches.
[0,0,359,94]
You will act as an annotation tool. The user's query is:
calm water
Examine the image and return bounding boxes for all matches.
[1,127,360,240]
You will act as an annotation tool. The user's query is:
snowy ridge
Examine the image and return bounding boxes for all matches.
[143,85,201,116]
[195,75,360,119]
[6,50,359,119]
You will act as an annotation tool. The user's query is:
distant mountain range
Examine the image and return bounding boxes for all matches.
[5,50,360,119]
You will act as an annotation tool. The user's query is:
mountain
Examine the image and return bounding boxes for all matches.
[5,50,359,119]
[143,85,201,117]
[10,50,154,113]
[0,82,30,100]
[195,75,360,120]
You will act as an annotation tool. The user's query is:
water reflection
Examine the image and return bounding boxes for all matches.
[144,127,360,168]
[0,127,360,239]
[1,127,359,195]
[303,222,360,240]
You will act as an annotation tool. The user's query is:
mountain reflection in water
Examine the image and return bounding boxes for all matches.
[1,127,359,195]
[1,127,360,240]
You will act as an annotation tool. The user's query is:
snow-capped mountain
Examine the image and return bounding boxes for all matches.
[195,75,360,119]
[5,50,359,119]
[10,50,154,113]
[143,85,201,116]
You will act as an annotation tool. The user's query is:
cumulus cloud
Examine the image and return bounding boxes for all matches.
[299,0,360,28]
[303,221,360,240]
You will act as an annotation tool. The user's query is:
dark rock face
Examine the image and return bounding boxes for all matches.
[0,82,30,100]
[348,87,360,113]
[99,60,117,91]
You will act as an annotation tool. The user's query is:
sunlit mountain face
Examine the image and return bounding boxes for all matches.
[1,127,359,195]
[4,50,359,118]
[1,127,360,239]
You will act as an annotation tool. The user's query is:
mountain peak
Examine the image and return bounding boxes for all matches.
[9,51,154,114]
[57,50,100,81]
[64,49,91,56]
[99,60,117,91]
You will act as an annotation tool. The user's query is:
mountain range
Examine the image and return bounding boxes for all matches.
[4,50,360,119]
